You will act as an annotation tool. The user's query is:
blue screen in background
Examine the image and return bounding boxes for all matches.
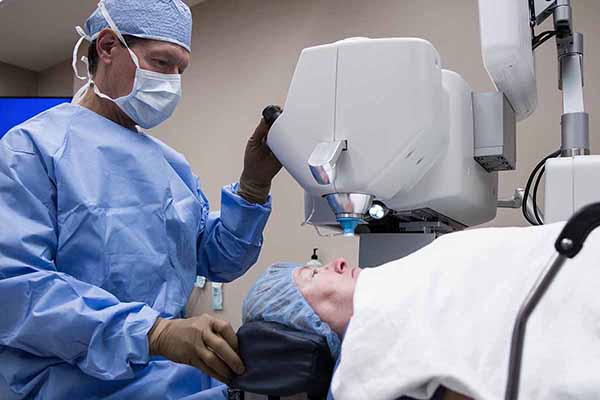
[0,97,72,139]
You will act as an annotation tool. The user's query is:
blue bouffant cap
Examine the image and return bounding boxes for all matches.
[84,0,193,52]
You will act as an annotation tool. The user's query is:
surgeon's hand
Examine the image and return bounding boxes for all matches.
[238,111,283,204]
[148,315,245,383]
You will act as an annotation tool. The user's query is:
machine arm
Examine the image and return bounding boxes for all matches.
[530,0,589,156]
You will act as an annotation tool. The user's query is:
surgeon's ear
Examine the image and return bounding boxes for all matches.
[96,28,121,66]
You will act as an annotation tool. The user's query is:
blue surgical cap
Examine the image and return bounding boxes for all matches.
[84,0,193,52]
[242,263,342,360]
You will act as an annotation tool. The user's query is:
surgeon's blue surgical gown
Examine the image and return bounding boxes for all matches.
[0,104,271,399]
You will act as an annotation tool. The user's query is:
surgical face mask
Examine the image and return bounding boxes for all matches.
[72,1,182,129]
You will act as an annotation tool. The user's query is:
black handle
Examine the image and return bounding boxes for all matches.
[262,105,282,128]
[555,202,600,258]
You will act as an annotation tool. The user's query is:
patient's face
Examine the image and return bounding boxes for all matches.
[293,258,361,336]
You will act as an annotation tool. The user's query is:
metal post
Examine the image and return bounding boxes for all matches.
[558,32,589,156]
[551,1,590,156]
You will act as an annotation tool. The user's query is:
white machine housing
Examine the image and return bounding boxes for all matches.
[478,0,538,121]
[269,38,446,200]
[545,156,600,223]
[268,38,498,229]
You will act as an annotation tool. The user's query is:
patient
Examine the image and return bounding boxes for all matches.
[242,259,470,400]
[244,223,600,400]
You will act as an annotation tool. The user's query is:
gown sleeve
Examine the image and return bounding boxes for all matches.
[196,182,271,282]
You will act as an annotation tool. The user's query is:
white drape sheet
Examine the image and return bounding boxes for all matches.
[332,223,600,400]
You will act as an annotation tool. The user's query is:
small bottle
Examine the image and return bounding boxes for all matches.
[306,248,323,268]
[212,282,223,311]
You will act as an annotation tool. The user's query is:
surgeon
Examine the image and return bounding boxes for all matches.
[0,0,281,399]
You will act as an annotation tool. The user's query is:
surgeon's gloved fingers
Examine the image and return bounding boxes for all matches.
[202,325,245,375]
[246,119,280,164]
[238,113,283,204]
[251,118,270,144]
[190,357,231,384]
[196,345,234,382]
[211,318,240,353]
[253,119,282,164]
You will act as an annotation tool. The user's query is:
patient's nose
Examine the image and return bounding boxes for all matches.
[332,258,347,274]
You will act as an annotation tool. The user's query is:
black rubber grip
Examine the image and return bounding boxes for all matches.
[262,105,282,128]
[555,202,600,258]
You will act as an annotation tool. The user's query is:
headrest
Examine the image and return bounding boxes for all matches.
[230,321,335,398]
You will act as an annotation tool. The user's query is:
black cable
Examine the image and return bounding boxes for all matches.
[532,165,546,224]
[528,0,537,39]
[528,0,536,24]
[533,30,556,44]
[533,30,557,50]
[523,150,561,225]
[522,173,540,226]
[522,162,543,225]
[522,150,561,225]
[533,30,556,48]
